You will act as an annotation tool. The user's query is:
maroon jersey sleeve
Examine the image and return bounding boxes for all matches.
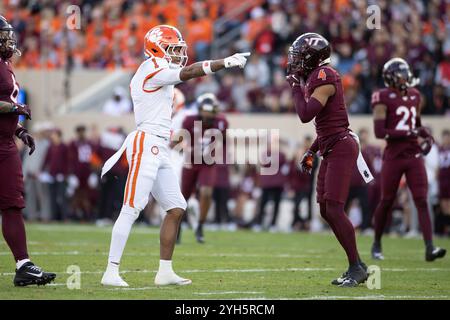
[307,66,337,93]
[370,89,384,109]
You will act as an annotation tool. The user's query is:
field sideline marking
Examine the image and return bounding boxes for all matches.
[193,291,264,295]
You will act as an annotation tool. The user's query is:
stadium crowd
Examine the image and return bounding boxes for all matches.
[2,0,450,114]
[15,122,450,237]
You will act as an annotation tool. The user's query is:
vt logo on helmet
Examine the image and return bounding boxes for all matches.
[287,32,331,77]
[144,25,188,68]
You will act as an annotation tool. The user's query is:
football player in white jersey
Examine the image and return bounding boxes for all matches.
[100,25,250,287]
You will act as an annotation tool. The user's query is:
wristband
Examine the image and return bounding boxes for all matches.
[202,61,214,75]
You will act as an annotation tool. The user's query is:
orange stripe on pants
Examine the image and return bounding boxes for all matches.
[128,132,145,208]
[123,132,139,206]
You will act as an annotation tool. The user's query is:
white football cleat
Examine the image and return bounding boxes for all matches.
[154,272,192,286]
[101,271,129,287]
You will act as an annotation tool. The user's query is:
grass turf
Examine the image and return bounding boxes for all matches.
[0,223,449,300]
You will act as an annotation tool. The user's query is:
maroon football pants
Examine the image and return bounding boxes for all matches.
[0,149,29,262]
[181,164,217,200]
[317,135,360,265]
[374,156,432,243]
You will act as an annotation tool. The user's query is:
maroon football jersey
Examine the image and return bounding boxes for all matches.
[371,87,422,159]
[305,66,350,155]
[0,58,20,142]
[182,113,228,165]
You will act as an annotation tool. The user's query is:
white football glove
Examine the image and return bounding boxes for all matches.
[224,52,251,69]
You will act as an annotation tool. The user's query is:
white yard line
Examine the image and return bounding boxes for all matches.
[0,251,322,258]
[105,286,174,291]
[299,295,450,300]
[193,291,264,295]
[2,266,449,277]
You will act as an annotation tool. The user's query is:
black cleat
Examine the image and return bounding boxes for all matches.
[14,262,56,287]
[338,264,368,288]
[371,242,384,260]
[426,247,446,262]
[195,225,204,244]
[332,261,368,286]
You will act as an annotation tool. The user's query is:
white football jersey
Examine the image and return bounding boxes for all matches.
[130,57,183,139]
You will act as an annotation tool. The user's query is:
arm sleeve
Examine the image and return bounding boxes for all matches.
[292,86,323,123]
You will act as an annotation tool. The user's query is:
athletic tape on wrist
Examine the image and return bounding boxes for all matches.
[202,61,214,75]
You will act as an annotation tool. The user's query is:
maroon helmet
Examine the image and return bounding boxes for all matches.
[287,33,331,77]
[382,58,419,92]
[0,15,21,60]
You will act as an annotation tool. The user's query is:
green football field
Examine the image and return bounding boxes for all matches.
[0,223,449,300]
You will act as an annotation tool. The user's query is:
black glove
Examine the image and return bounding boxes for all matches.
[299,150,314,174]
[416,127,432,139]
[286,73,304,88]
[16,127,35,155]
[420,136,434,156]
[12,103,32,120]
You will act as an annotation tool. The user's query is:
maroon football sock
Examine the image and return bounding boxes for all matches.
[373,199,395,244]
[321,201,359,265]
[413,198,433,245]
[1,208,29,262]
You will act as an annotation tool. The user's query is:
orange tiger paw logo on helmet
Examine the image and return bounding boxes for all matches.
[147,28,163,43]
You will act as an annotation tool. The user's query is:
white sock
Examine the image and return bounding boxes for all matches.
[16,258,31,270]
[158,260,173,274]
[106,261,120,273]
[107,206,138,266]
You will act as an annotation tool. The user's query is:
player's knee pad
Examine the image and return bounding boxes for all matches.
[119,205,141,222]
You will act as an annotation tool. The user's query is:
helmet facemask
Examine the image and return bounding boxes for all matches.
[163,42,188,69]
[0,27,21,60]
[287,46,303,75]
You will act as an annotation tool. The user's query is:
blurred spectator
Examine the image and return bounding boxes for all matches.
[212,163,233,226]
[68,125,96,221]
[91,127,128,225]
[43,129,69,221]
[252,136,289,231]
[289,137,314,231]
[437,130,450,235]
[102,86,132,116]
[233,163,258,226]
[22,123,52,222]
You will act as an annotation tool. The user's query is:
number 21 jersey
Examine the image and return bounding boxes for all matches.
[371,87,422,160]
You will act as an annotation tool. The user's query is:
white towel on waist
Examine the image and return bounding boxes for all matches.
[349,131,374,184]
[101,130,136,178]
